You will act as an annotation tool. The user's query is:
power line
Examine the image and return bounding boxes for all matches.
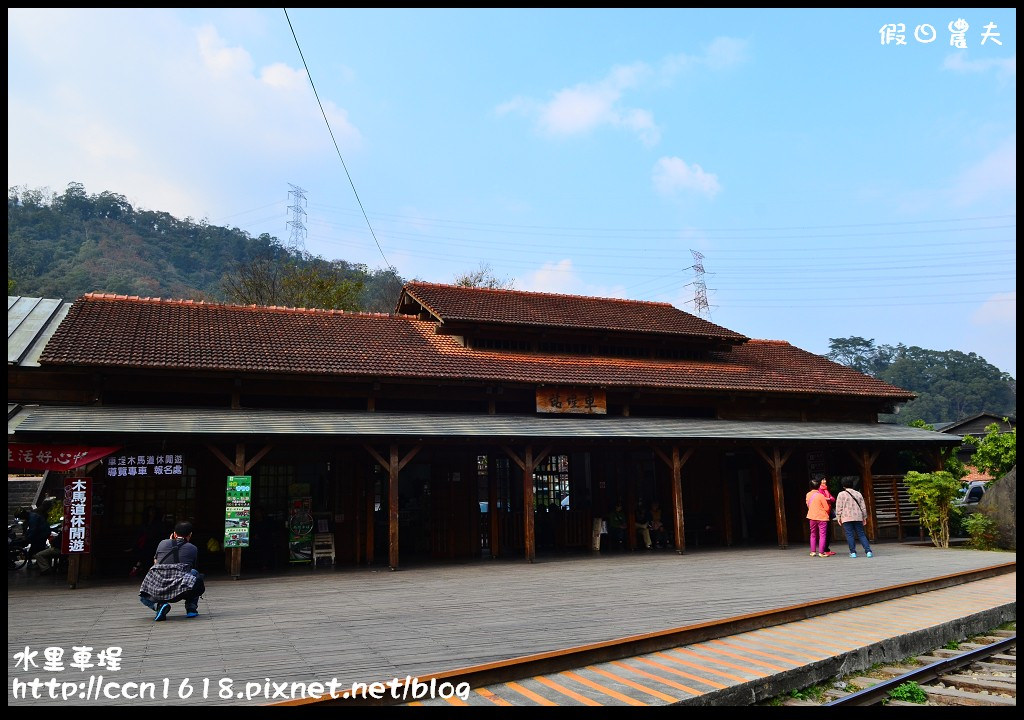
[283,8,392,271]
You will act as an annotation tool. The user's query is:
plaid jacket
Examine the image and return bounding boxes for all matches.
[139,562,199,601]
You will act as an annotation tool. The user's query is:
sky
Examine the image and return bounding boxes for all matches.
[7,8,1017,377]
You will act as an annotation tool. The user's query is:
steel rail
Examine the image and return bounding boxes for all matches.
[824,635,1016,706]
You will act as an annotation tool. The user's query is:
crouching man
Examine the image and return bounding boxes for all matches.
[138,521,205,621]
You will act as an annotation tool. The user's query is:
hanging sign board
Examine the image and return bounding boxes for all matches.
[536,387,607,415]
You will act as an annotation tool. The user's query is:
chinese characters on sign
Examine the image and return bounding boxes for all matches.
[879,19,1003,47]
[8,444,120,471]
[224,476,251,548]
[104,453,184,477]
[61,477,91,554]
[13,646,122,673]
[535,387,607,415]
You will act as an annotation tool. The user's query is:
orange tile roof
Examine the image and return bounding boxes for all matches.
[38,294,914,400]
[400,282,748,342]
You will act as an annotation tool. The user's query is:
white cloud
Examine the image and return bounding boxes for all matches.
[534,62,659,145]
[260,62,307,90]
[943,53,1016,78]
[652,156,722,198]
[197,25,254,77]
[947,135,1016,206]
[971,291,1016,326]
[661,36,749,75]
[522,260,628,299]
[498,38,747,146]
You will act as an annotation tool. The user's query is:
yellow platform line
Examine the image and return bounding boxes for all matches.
[688,643,789,672]
[708,637,808,665]
[560,670,646,706]
[656,650,752,683]
[635,656,728,689]
[504,681,557,706]
[534,675,603,706]
[611,660,704,697]
[671,647,769,678]
[587,665,679,703]
[474,688,513,706]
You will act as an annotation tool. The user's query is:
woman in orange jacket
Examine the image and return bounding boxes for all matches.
[805,480,831,557]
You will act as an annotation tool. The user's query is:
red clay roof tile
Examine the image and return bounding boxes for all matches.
[37,294,913,400]
[400,282,748,342]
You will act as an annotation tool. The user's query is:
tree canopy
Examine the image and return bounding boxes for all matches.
[827,336,1015,425]
[8,183,404,312]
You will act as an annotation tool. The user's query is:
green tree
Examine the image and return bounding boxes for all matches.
[904,470,962,548]
[221,251,363,311]
[908,420,968,479]
[965,422,1016,479]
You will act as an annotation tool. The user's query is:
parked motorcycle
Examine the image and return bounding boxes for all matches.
[8,521,29,570]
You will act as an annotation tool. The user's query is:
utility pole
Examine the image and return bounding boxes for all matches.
[286,184,307,255]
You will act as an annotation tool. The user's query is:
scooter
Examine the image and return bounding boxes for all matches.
[8,521,29,571]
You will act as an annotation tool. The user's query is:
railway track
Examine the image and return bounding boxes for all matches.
[792,629,1016,707]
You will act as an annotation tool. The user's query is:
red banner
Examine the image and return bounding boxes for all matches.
[7,444,120,471]
[61,477,92,555]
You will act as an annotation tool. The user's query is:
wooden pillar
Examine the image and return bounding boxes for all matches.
[625,460,636,551]
[206,441,273,579]
[522,446,535,562]
[388,444,399,570]
[652,445,693,555]
[226,443,246,578]
[502,444,551,563]
[861,448,879,541]
[755,446,792,549]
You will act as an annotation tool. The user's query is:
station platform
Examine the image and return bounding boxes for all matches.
[6,542,1016,706]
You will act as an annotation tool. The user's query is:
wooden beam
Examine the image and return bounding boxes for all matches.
[501,445,526,473]
[397,445,422,473]
[363,444,388,471]
[670,446,694,555]
[756,446,790,549]
[243,444,274,474]
[389,444,399,571]
[522,445,535,563]
[205,443,235,473]
[859,448,879,541]
[227,443,245,578]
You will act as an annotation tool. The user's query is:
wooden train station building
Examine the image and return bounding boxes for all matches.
[8,284,959,577]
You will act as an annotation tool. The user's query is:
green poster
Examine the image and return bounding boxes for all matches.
[224,475,251,548]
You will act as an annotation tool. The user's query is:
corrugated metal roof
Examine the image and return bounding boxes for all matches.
[8,296,71,366]
[8,405,961,444]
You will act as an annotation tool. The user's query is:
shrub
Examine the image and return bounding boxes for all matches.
[962,511,1000,550]
[888,681,927,704]
[904,470,961,548]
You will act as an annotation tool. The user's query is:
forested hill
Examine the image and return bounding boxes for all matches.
[7,183,405,312]
[8,183,1015,426]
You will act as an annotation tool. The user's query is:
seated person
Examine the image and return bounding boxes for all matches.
[648,501,669,548]
[635,503,652,550]
[608,502,628,549]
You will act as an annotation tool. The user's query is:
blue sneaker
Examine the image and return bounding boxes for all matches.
[850,553,857,558]
[186,610,199,618]
[866,551,873,558]
[155,603,171,621]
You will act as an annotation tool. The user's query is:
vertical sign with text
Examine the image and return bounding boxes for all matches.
[61,477,92,554]
[224,476,251,548]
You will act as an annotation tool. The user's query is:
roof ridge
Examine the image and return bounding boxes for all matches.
[79,293,414,319]
[404,281,677,308]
